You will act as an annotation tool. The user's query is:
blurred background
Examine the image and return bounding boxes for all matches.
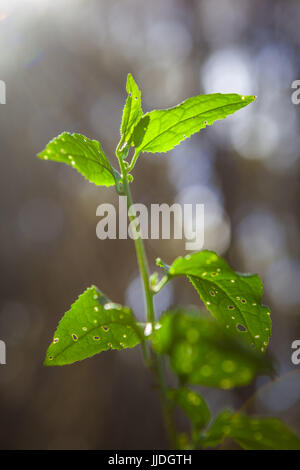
[0,0,300,449]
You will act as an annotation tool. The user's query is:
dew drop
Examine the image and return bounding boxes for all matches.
[144,323,152,336]
[94,306,99,312]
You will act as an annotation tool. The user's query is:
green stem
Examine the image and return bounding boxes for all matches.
[151,274,169,294]
[117,153,178,448]
[127,150,140,172]
[121,170,155,324]
[155,354,178,449]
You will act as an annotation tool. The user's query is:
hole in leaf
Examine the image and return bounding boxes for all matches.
[236,324,247,332]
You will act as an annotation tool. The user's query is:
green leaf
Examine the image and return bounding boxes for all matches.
[118,73,143,152]
[201,410,300,450]
[131,93,255,156]
[44,286,143,366]
[160,250,271,353]
[38,132,117,187]
[152,309,272,389]
[168,388,211,432]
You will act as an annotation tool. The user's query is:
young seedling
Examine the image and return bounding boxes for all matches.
[38,74,300,450]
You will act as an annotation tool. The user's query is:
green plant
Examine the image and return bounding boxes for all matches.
[38,74,300,450]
